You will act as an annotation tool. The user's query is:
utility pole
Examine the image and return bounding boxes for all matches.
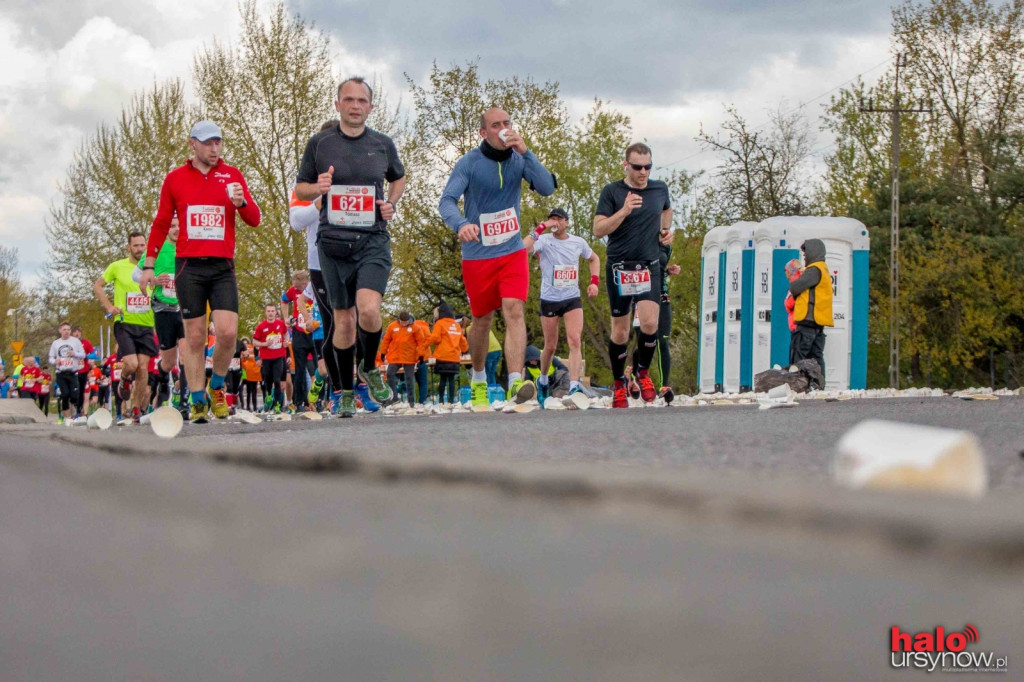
[860,53,931,389]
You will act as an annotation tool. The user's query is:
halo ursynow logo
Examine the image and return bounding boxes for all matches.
[890,623,1008,673]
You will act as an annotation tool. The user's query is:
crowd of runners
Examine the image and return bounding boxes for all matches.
[6,76,691,423]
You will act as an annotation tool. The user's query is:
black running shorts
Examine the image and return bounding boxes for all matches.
[606,259,662,318]
[114,321,159,358]
[175,257,239,319]
[540,297,583,318]
[316,230,392,311]
[154,310,185,351]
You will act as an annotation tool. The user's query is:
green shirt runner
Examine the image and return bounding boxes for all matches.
[103,258,154,327]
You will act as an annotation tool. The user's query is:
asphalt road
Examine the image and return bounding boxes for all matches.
[1,396,1022,681]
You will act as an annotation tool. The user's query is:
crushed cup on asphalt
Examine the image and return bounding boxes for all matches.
[87,407,113,430]
[148,405,184,439]
[832,419,987,498]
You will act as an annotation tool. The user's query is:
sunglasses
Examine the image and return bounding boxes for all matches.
[628,163,653,171]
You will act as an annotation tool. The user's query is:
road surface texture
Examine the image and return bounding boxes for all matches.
[1,396,1022,681]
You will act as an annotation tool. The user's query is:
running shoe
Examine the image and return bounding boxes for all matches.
[336,389,357,418]
[118,376,133,403]
[537,381,549,407]
[57,413,65,425]
[131,407,142,424]
[637,369,656,403]
[356,365,394,405]
[658,386,675,404]
[177,403,191,420]
[508,378,536,404]
[190,401,210,423]
[207,386,230,419]
[471,381,489,408]
[308,376,325,404]
[612,380,629,408]
[273,404,282,415]
[354,383,381,412]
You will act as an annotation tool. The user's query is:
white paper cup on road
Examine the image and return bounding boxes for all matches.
[832,420,987,498]
[766,384,790,400]
[148,406,184,439]
[87,408,113,430]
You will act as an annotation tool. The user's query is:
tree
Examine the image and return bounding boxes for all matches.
[696,104,814,224]
[0,246,28,356]
[192,0,337,330]
[45,80,193,302]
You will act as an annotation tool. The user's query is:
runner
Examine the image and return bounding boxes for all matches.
[438,107,557,407]
[281,270,315,412]
[593,143,674,408]
[94,232,157,422]
[523,207,600,405]
[252,303,288,413]
[71,327,94,418]
[138,120,261,423]
[19,356,42,402]
[135,215,190,418]
[38,369,52,417]
[629,242,681,402]
[294,78,405,417]
[48,321,85,424]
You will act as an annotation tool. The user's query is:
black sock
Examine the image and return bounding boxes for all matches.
[333,344,355,390]
[636,331,658,371]
[358,327,382,373]
[609,341,629,382]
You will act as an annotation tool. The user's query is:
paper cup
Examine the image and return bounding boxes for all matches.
[148,406,184,439]
[226,182,241,201]
[833,420,987,497]
[87,408,113,430]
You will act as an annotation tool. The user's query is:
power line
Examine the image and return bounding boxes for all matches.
[659,56,893,170]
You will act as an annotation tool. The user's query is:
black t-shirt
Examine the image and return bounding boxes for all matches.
[296,126,405,233]
[595,179,671,263]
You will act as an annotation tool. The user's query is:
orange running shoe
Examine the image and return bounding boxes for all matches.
[612,379,629,408]
[637,369,656,403]
[207,386,230,419]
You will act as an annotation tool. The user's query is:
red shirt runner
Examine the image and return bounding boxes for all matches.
[253,320,288,361]
[147,158,261,260]
[20,366,43,394]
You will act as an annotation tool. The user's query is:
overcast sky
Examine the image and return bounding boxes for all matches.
[0,0,896,283]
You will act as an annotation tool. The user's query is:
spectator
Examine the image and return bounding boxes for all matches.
[379,310,427,403]
[788,239,834,385]
[421,301,468,405]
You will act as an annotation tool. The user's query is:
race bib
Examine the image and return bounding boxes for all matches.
[23,379,35,388]
[327,185,376,227]
[88,376,96,387]
[267,333,282,350]
[615,267,652,296]
[41,384,50,394]
[205,356,213,370]
[552,264,578,289]
[113,368,122,381]
[230,358,241,370]
[162,277,176,298]
[186,205,226,240]
[126,293,150,314]
[57,357,75,370]
[479,208,520,247]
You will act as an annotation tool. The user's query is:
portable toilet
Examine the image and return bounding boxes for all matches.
[722,222,757,393]
[751,223,777,380]
[698,226,727,393]
[758,216,870,390]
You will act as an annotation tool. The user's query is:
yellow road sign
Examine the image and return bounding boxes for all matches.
[10,340,24,354]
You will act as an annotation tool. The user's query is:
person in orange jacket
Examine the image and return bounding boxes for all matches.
[379,310,427,403]
[420,300,468,404]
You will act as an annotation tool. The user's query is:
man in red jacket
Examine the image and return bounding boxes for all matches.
[139,120,261,423]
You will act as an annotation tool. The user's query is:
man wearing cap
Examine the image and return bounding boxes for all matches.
[593,142,674,408]
[523,207,600,405]
[139,120,261,423]
[294,77,406,418]
[438,107,557,408]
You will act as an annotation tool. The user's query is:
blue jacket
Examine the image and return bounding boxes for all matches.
[439,144,556,261]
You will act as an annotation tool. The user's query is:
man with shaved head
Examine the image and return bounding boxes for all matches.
[439,107,557,408]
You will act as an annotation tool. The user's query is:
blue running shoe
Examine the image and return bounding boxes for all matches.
[354,383,381,412]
